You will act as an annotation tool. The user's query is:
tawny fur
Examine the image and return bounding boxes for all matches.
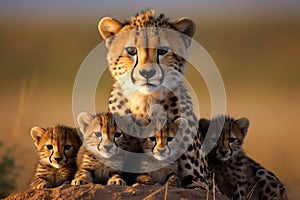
[199,115,288,200]
[30,125,81,189]
[98,9,209,188]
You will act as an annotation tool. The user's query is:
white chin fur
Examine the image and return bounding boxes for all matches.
[99,151,115,158]
[51,163,63,168]
[153,155,168,161]
[218,157,230,161]
[138,85,160,94]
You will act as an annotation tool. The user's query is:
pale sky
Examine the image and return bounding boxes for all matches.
[0,0,299,22]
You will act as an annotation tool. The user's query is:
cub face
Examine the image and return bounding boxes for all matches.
[199,116,249,161]
[144,117,187,160]
[77,112,124,158]
[30,125,81,168]
[98,10,196,95]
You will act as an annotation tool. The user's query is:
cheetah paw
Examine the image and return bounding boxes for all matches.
[71,178,89,186]
[107,175,126,186]
[167,174,181,187]
[136,175,155,185]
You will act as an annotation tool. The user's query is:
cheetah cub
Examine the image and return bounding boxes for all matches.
[199,115,288,200]
[71,112,127,186]
[137,118,187,187]
[30,125,82,189]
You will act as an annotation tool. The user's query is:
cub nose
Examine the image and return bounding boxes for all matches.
[103,145,113,151]
[157,148,166,154]
[219,150,228,156]
[139,69,156,79]
[54,157,63,162]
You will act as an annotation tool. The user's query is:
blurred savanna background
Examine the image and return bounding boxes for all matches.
[0,0,299,198]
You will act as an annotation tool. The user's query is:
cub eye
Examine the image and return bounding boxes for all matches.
[114,132,122,138]
[149,137,156,142]
[46,145,53,150]
[125,47,137,56]
[167,137,174,142]
[64,145,72,150]
[94,132,102,138]
[157,46,170,56]
[229,137,236,144]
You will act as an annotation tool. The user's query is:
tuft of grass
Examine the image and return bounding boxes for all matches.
[12,71,38,145]
[192,180,209,200]
[142,185,165,200]
[10,72,37,192]
[246,183,257,200]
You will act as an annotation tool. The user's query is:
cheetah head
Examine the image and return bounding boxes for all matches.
[98,9,195,97]
[30,125,81,168]
[199,116,249,161]
[145,117,187,160]
[77,112,124,158]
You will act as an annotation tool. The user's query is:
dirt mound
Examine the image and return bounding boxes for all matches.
[5,183,230,200]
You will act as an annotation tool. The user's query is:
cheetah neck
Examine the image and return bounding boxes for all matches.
[127,88,168,117]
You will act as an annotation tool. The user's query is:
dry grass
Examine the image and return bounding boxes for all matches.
[10,72,38,190]
[246,183,257,200]
[142,185,165,200]
[12,71,38,146]
[192,180,210,200]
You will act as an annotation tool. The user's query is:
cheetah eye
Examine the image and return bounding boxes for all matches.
[114,132,122,138]
[229,137,236,144]
[167,137,174,142]
[94,132,102,138]
[157,46,170,56]
[125,47,137,56]
[46,144,53,150]
[64,145,72,150]
[149,137,156,142]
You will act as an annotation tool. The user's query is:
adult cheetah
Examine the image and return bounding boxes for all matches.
[98,9,209,188]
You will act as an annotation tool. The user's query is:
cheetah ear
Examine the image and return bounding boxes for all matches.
[172,17,196,47]
[198,118,210,137]
[98,17,123,40]
[30,126,46,148]
[77,112,94,134]
[236,117,250,137]
[174,118,188,130]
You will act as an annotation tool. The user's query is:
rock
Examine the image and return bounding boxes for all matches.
[5,184,230,200]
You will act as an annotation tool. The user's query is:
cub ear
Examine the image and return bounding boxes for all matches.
[77,112,94,134]
[98,17,123,40]
[198,118,210,136]
[236,117,250,137]
[174,117,188,130]
[30,126,46,148]
[172,17,196,47]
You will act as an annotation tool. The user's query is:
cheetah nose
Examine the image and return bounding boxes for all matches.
[103,145,112,151]
[219,150,228,156]
[54,157,63,162]
[139,69,156,80]
[157,148,166,154]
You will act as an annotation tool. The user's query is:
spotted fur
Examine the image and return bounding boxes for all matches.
[71,112,127,186]
[30,125,81,189]
[98,9,209,188]
[136,118,188,187]
[199,115,288,200]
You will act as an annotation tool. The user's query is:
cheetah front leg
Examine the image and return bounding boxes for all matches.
[107,174,126,186]
[30,177,51,189]
[71,169,93,185]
